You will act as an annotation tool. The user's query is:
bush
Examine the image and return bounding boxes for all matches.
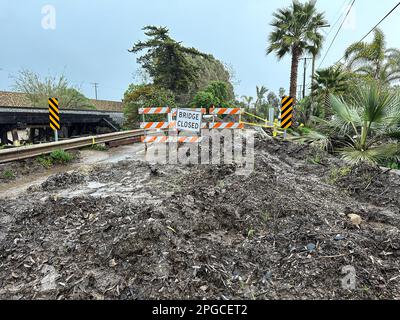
[50,150,74,163]
[90,144,108,151]
[37,156,53,168]
[123,84,176,129]
[1,169,15,180]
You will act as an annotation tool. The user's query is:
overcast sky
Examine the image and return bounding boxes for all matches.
[1,0,400,102]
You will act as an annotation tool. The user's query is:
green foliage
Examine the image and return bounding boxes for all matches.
[191,91,216,109]
[37,150,74,167]
[37,155,53,168]
[312,65,350,117]
[186,54,235,99]
[50,150,74,163]
[191,81,233,109]
[344,28,400,85]
[129,26,208,102]
[305,83,400,164]
[1,169,15,180]
[90,144,108,151]
[129,26,235,104]
[123,84,176,128]
[12,69,95,109]
[328,166,352,184]
[386,161,400,170]
[204,81,233,102]
[247,229,256,239]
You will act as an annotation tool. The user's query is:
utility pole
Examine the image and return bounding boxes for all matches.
[300,57,312,99]
[91,82,99,100]
[311,24,330,98]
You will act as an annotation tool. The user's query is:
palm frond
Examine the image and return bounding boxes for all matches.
[340,143,399,165]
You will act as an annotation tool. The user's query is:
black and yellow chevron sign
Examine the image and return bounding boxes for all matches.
[48,98,60,131]
[281,96,294,129]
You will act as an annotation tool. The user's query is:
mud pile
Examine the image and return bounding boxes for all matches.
[0,137,399,300]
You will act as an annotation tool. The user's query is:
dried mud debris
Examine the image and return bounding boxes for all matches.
[0,137,399,300]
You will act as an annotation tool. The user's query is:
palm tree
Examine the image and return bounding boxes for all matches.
[267,0,328,100]
[241,95,254,111]
[293,83,400,164]
[330,83,400,164]
[255,86,268,105]
[312,65,349,116]
[344,28,400,84]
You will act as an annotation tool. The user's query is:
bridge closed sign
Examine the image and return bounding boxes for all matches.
[176,109,202,133]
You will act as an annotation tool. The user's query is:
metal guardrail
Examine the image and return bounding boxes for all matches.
[0,129,145,164]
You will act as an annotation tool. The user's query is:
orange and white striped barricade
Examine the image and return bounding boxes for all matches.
[209,107,244,130]
[139,106,171,148]
[141,136,203,143]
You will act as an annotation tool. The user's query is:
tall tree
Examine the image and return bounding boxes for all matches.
[255,86,268,113]
[12,69,94,109]
[267,0,327,100]
[129,26,209,102]
[344,28,400,84]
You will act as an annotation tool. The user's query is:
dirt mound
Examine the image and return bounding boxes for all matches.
[334,163,400,209]
[39,172,87,191]
[0,137,399,300]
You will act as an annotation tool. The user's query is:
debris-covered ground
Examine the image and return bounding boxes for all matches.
[0,136,400,300]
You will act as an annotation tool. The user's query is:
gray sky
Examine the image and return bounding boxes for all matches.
[1,0,400,102]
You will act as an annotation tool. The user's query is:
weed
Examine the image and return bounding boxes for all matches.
[328,166,352,184]
[36,150,74,168]
[37,156,53,168]
[307,153,322,165]
[260,211,271,224]
[1,169,15,180]
[90,144,108,152]
[49,150,74,164]
[386,161,400,170]
[247,229,255,238]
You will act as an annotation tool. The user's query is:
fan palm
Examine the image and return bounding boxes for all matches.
[267,0,328,100]
[312,65,349,116]
[329,83,400,164]
[293,83,400,165]
[344,28,400,85]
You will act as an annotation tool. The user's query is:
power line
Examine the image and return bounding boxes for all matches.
[325,0,352,38]
[336,1,400,64]
[318,0,356,68]
[303,0,352,92]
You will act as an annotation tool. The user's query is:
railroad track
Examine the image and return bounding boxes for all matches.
[0,129,145,164]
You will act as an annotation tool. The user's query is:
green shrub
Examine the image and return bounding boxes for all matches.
[1,169,15,180]
[328,166,352,184]
[37,156,54,168]
[90,144,108,151]
[50,150,74,163]
[386,161,400,170]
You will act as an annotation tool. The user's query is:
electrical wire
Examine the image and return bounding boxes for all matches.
[336,1,400,64]
[318,0,356,68]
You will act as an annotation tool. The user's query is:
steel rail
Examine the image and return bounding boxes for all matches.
[0,129,146,164]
